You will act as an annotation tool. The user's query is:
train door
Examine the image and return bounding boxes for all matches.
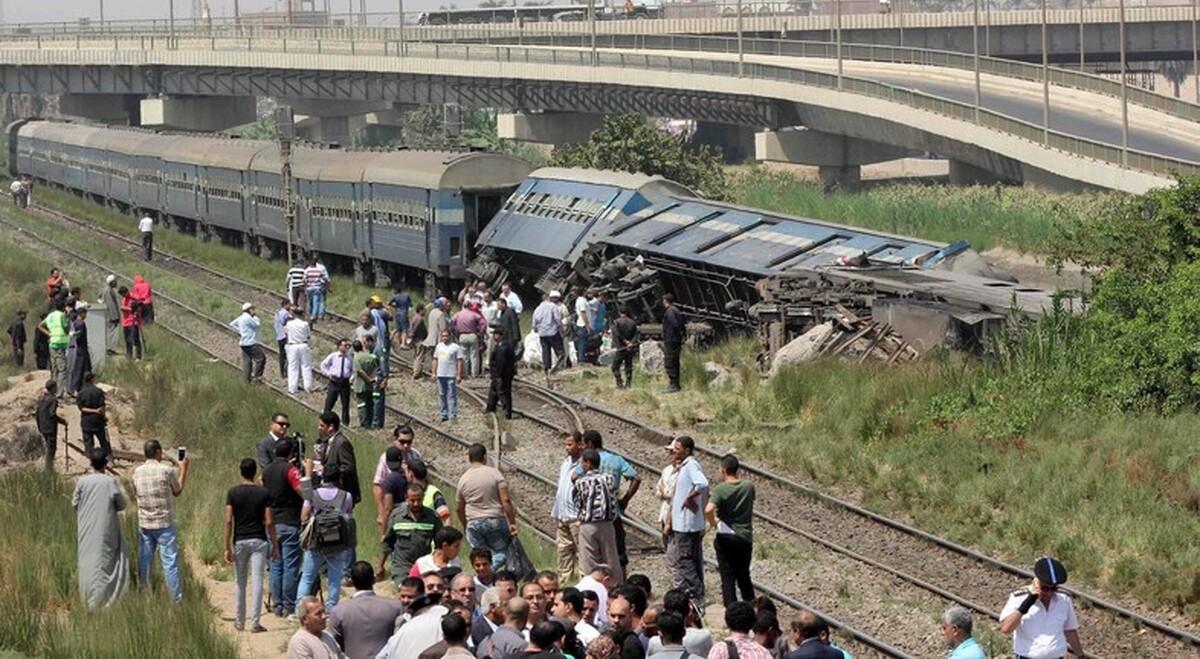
[461,190,508,261]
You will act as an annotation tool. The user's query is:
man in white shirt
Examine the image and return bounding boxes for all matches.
[138,214,154,261]
[667,436,708,605]
[573,290,592,366]
[377,594,449,659]
[500,282,523,315]
[228,302,266,383]
[531,291,565,375]
[551,431,582,584]
[574,566,614,630]
[285,310,313,394]
[552,587,599,647]
[321,339,355,426]
[433,330,463,421]
[999,557,1084,659]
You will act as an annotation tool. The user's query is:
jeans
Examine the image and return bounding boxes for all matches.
[138,525,183,602]
[374,342,390,377]
[123,326,143,360]
[233,538,270,627]
[714,534,755,606]
[574,326,590,365]
[438,376,458,420]
[467,517,511,572]
[306,288,325,320]
[357,390,375,429]
[82,427,112,460]
[667,530,705,604]
[295,547,353,613]
[269,523,303,613]
[241,344,266,382]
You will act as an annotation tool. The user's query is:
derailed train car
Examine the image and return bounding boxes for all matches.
[9,119,532,290]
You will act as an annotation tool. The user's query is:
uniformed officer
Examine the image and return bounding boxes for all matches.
[999,556,1084,659]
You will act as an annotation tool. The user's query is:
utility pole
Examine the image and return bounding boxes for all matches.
[973,0,981,123]
[985,0,991,56]
[398,0,405,52]
[275,106,297,268]
[589,0,597,64]
[99,0,105,25]
[169,0,176,46]
[836,0,843,89]
[737,0,744,77]
[1041,0,1049,144]
[1193,0,1198,103]
[898,0,904,48]
[1119,0,1128,165]
[1078,0,1084,69]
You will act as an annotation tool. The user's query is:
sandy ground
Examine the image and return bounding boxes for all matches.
[981,245,1090,293]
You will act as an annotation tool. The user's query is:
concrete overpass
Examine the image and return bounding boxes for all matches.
[0,31,1195,193]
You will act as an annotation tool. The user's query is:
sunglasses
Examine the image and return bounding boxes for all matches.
[398,440,412,445]
[274,420,290,427]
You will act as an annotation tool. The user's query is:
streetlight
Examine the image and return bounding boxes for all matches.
[1119,0,1128,165]
[398,0,405,54]
[1078,0,1084,69]
[737,0,744,77]
[836,0,843,89]
[973,0,981,123]
[1193,0,1198,104]
[169,0,176,46]
[1040,0,1049,144]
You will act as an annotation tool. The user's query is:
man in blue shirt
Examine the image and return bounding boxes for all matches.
[273,300,291,380]
[573,430,640,571]
[668,436,708,605]
[368,295,392,377]
[229,302,265,383]
[388,289,411,347]
[939,606,986,659]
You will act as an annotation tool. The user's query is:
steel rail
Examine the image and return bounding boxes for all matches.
[18,194,1199,650]
[1,212,912,659]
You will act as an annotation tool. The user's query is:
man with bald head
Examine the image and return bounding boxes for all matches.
[476,596,529,659]
[784,610,843,659]
[287,596,345,658]
[472,586,509,648]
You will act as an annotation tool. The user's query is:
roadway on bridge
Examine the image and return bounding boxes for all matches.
[607,46,1200,162]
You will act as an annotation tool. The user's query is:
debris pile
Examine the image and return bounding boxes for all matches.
[768,305,919,376]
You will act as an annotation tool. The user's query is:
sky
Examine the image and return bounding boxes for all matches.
[3,0,467,25]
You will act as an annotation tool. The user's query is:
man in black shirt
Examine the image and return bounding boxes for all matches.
[661,293,685,394]
[33,312,50,370]
[263,439,305,618]
[76,372,111,459]
[67,304,91,397]
[497,297,522,355]
[224,458,279,632]
[485,325,517,420]
[7,309,26,367]
[35,379,66,470]
[610,307,639,390]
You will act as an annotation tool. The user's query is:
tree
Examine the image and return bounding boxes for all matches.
[550,113,729,199]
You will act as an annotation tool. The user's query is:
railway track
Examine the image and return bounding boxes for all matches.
[1,209,910,658]
[13,197,1200,657]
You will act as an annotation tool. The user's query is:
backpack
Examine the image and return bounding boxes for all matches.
[303,490,351,551]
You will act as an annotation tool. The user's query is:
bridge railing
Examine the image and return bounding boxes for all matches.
[1,33,1197,179]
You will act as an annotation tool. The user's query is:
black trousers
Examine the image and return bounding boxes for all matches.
[277,338,288,379]
[612,349,633,387]
[485,375,513,419]
[82,427,112,460]
[12,347,23,367]
[539,335,565,373]
[663,341,682,387]
[324,379,351,425]
[142,232,153,261]
[42,432,56,470]
[614,516,629,569]
[241,344,266,382]
[714,533,755,606]
[123,326,143,359]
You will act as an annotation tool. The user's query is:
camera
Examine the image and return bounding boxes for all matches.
[290,432,305,459]
[177,446,187,461]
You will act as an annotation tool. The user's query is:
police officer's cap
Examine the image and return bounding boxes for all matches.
[1034,556,1068,586]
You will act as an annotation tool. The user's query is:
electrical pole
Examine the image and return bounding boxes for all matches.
[836,0,843,89]
[1193,0,1198,104]
[1041,0,1049,144]
[973,0,981,123]
[737,0,744,77]
[275,106,297,269]
[589,0,597,64]
[169,0,176,45]
[1119,0,1128,165]
[1078,0,1084,69]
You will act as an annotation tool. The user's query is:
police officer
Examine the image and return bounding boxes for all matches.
[610,306,638,389]
[661,293,685,393]
[999,557,1084,659]
[485,325,517,420]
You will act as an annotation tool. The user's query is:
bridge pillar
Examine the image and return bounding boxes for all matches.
[949,159,1006,186]
[692,121,756,163]
[497,111,605,148]
[58,94,141,125]
[139,96,257,132]
[757,128,918,191]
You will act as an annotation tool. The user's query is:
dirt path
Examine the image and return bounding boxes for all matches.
[192,555,293,659]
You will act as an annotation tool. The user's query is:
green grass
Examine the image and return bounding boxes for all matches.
[727,167,1113,253]
[565,335,1200,617]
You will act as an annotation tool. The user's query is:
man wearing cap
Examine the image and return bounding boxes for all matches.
[230,302,266,384]
[321,339,355,427]
[484,324,516,420]
[532,291,566,375]
[102,275,121,355]
[999,557,1084,659]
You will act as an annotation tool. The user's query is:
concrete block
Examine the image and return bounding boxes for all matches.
[497,111,605,146]
[59,94,139,124]
[140,96,256,132]
[756,128,914,167]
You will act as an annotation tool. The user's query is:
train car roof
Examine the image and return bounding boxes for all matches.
[528,167,694,194]
[22,120,104,148]
[602,197,944,277]
[186,137,273,170]
[364,151,534,190]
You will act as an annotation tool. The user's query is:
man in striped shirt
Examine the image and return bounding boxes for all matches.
[571,449,623,584]
[285,262,306,311]
[303,258,328,323]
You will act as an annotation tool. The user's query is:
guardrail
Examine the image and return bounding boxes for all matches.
[0,34,1195,180]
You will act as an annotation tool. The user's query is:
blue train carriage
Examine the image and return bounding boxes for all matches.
[128,132,184,223]
[246,145,291,258]
[469,167,692,291]
[362,150,532,292]
[10,119,58,185]
[585,196,946,328]
[195,137,274,245]
[295,148,369,265]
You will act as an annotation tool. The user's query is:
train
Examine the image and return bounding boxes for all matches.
[9,118,1068,356]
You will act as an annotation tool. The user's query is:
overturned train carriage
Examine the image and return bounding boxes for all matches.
[9,118,532,290]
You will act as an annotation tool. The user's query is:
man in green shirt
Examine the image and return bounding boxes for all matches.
[378,482,443,584]
[39,302,70,397]
[354,337,380,429]
[705,454,756,607]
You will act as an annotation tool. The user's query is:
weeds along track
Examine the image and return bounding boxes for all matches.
[2,210,910,658]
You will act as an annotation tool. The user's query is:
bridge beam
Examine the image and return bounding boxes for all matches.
[140,95,256,132]
[756,127,918,190]
[58,94,141,125]
[497,111,605,148]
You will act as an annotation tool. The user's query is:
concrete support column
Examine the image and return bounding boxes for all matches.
[692,121,756,163]
[140,96,256,131]
[948,159,1005,185]
[818,165,862,191]
[58,94,142,124]
[498,111,605,147]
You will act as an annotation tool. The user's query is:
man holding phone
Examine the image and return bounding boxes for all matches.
[999,556,1084,659]
[132,439,189,602]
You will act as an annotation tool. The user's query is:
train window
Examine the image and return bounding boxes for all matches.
[450,237,461,257]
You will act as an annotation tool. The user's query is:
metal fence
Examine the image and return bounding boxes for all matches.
[0,32,1197,178]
